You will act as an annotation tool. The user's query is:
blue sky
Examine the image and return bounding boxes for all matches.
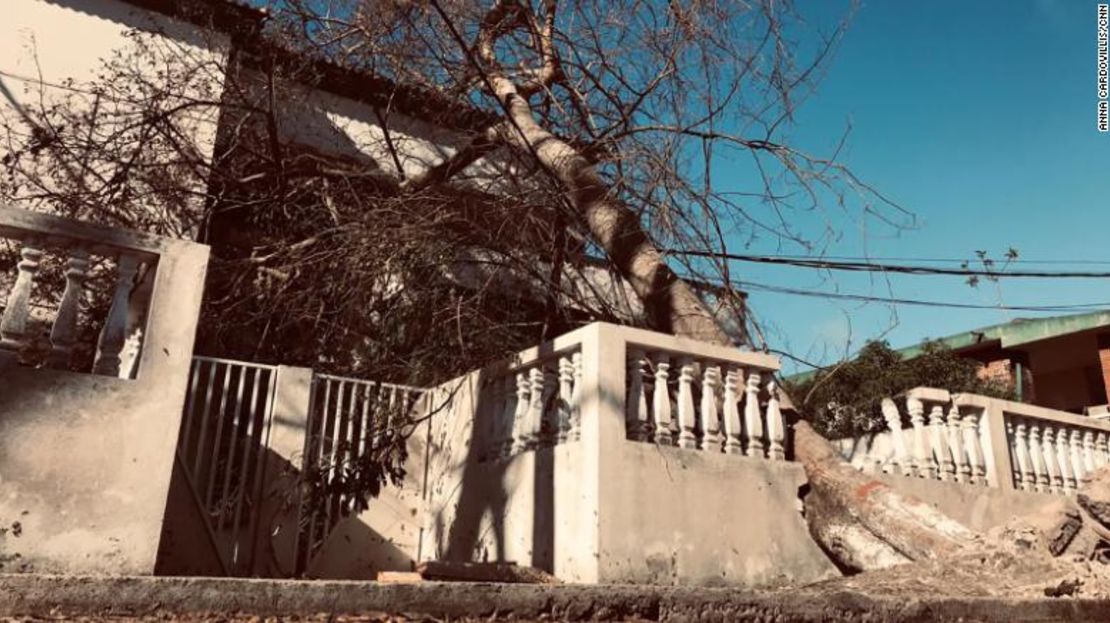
[731,0,1110,371]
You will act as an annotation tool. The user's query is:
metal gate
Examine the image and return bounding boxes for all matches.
[177,355,279,575]
[295,373,423,572]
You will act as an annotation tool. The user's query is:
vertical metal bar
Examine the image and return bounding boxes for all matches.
[204,362,235,511]
[310,378,334,560]
[216,365,249,529]
[229,366,264,572]
[325,380,347,541]
[245,367,279,575]
[179,358,202,453]
[350,381,372,514]
[192,362,221,478]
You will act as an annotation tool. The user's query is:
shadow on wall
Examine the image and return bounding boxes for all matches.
[155,435,319,578]
[429,359,575,574]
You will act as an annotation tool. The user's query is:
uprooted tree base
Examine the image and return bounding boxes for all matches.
[793,418,1110,599]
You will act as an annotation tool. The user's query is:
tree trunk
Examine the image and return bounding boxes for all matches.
[486,89,732,346]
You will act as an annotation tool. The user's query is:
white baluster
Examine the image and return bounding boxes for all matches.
[0,242,44,364]
[1028,423,1049,493]
[558,355,574,443]
[527,367,545,449]
[699,365,721,452]
[1084,431,1098,482]
[929,404,955,481]
[946,404,969,483]
[907,397,934,479]
[1056,427,1076,493]
[47,248,90,369]
[880,398,912,476]
[511,371,531,454]
[723,367,743,455]
[1097,432,1110,468]
[1042,426,1062,494]
[569,351,583,441]
[542,366,559,446]
[93,254,140,376]
[676,359,697,449]
[652,354,673,445]
[626,349,650,441]
[766,380,785,461]
[1069,429,1086,487]
[1013,420,1035,491]
[744,370,764,458]
[961,409,987,486]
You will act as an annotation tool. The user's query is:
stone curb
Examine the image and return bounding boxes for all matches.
[3,574,1110,621]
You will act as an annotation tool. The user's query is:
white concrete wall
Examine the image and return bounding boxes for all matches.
[0,208,209,575]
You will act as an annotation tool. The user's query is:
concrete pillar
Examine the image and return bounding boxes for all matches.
[249,365,313,576]
[980,404,1016,492]
[268,366,314,462]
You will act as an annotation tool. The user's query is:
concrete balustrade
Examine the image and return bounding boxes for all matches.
[623,335,783,459]
[0,205,208,575]
[841,388,1110,496]
[414,322,839,588]
[0,208,156,377]
[952,392,1110,495]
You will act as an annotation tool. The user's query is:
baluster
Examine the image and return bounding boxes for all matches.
[1097,432,1110,469]
[510,371,531,454]
[0,242,44,364]
[744,370,764,458]
[946,404,969,483]
[1042,426,1062,494]
[93,254,140,376]
[569,352,583,441]
[1056,427,1076,493]
[626,349,650,441]
[1069,429,1086,487]
[699,365,722,452]
[557,355,574,443]
[46,248,90,369]
[1007,419,1021,488]
[766,380,785,460]
[1084,431,1098,482]
[1013,421,1035,491]
[907,397,934,479]
[962,409,987,486]
[723,367,744,455]
[541,366,559,446]
[499,376,517,458]
[928,404,955,481]
[527,367,545,449]
[651,354,673,445]
[1028,423,1049,493]
[676,358,698,449]
[880,398,913,476]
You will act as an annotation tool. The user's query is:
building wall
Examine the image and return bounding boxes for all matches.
[0,0,231,235]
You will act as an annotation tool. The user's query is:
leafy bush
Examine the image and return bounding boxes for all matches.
[785,340,1014,438]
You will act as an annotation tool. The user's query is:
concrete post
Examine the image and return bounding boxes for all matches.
[249,365,313,576]
[268,366,314,462]
[980,404,1016,492]
[584,323,628,584]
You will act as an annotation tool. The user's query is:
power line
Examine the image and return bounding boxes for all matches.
[669,248,1110,278]
[700,253,1110,266]
[726,279,1110,312]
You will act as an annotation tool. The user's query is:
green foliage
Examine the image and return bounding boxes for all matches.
[785,340,1014,438]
